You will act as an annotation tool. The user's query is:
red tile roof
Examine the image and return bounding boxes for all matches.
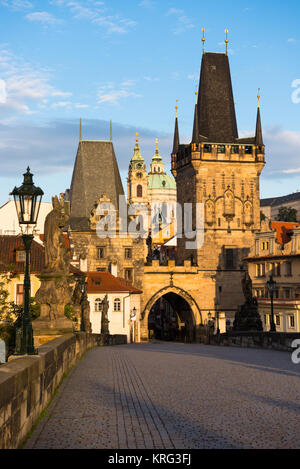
[270,221,300,245]
[0,235,82,276]
[87,271,142,294]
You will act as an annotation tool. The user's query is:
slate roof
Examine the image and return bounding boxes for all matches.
[197,53,239,143]
[69,141,125,231]
[87,271,142,294]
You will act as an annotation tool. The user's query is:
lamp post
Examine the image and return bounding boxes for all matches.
[10,168,43,355]
[266,275,277,333]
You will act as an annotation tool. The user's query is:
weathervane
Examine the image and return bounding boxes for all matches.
[202,28,206,54]
[257,88,261,108]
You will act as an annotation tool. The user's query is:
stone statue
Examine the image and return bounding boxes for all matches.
[34,195,73,333]
[44,196,69,274]
[241,271,253,304]
[101,294,110,335]
[146,231,153,262]
[81,290,92,333]
[233,270,263,332]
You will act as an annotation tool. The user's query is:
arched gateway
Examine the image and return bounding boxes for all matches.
[141,285,202,342]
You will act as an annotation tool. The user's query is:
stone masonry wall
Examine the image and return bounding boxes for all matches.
[0,332,126,449]
[210,331,300,353]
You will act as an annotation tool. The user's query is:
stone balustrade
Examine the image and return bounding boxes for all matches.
[0,332,126,449]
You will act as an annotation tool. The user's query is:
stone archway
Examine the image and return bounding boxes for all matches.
[141,286,202,342]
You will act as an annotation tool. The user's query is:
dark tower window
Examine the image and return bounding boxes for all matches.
[137,185,143,198]
[204,144,212,153]
[225,248,235,269]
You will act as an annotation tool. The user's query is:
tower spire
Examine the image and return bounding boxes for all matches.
[192,91,200,143]
[172,102,180,154]
[255,89,263,145]
[202,28,206,54]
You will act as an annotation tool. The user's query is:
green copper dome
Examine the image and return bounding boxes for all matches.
[148,173,176,190]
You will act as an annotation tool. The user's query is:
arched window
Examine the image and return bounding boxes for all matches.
[114,298,121,312]
[95,298,102,312]
[137,185,143,198]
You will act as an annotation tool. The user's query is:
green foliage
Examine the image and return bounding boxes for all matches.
[64,304,78,323]
[275,206,298,222]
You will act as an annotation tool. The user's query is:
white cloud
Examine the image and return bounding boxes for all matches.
[0,45,73,117]
[165,7,194,35]
[138,0,155,8]
[74,103,89,108]
[1,0,33,10]
[26,11,63,25]
[52,0,136,34]
[0,79,7,104]
[51,101,72,108]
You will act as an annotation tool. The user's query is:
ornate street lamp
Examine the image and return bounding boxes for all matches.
[10,168,44,354]
[266,275,277,333]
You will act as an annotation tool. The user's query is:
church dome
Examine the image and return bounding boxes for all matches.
[148,173,176,190]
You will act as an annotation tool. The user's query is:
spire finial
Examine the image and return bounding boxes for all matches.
[110,120,112,141]
[202,28,206,54]
[225,29,229,55]
[195,86,198,105]
[175,99,179,118]
[136,132,139,143]
[257,88,261,108]
[155,138,159,153]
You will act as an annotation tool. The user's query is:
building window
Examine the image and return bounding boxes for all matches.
[284,289,291,299]
[217,145,225,153]
[231,145,239,154]
[137,185,143,198]
[275,315,281,326]
[96,268,106,272]
[225,249,235,269]
[16,284,24,306]
[125,248,132,259]
[114,298,121,312]
[16,250,26,262]
[289,315,295,328]
[245,146,252,154]
[97,247,105,259]
[95,298,102,312]
[125,269,133,283]
[284,261,292,277]
[274,263,281,277]
[204,144,212,153]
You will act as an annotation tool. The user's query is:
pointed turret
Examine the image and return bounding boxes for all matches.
[192,92,200,143]
[255,92,263,146]
[172,105,180,154]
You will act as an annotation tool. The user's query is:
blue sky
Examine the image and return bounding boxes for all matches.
[1,0,300,205]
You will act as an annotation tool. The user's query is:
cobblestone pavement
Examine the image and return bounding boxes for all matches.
[25,342,300,449]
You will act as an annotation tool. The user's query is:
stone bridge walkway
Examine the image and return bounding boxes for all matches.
[25,342,300,449]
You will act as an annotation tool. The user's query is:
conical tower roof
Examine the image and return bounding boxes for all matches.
[197,52,238,143]
[69,140,124,231]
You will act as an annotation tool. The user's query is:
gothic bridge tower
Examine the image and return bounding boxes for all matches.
[171,35,265,318]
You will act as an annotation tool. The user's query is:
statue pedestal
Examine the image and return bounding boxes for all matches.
[34,271,74,338]
[233,299,263,332]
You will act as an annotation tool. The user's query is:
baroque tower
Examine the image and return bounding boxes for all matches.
[127,133,148,206]
[171,40,265,317]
